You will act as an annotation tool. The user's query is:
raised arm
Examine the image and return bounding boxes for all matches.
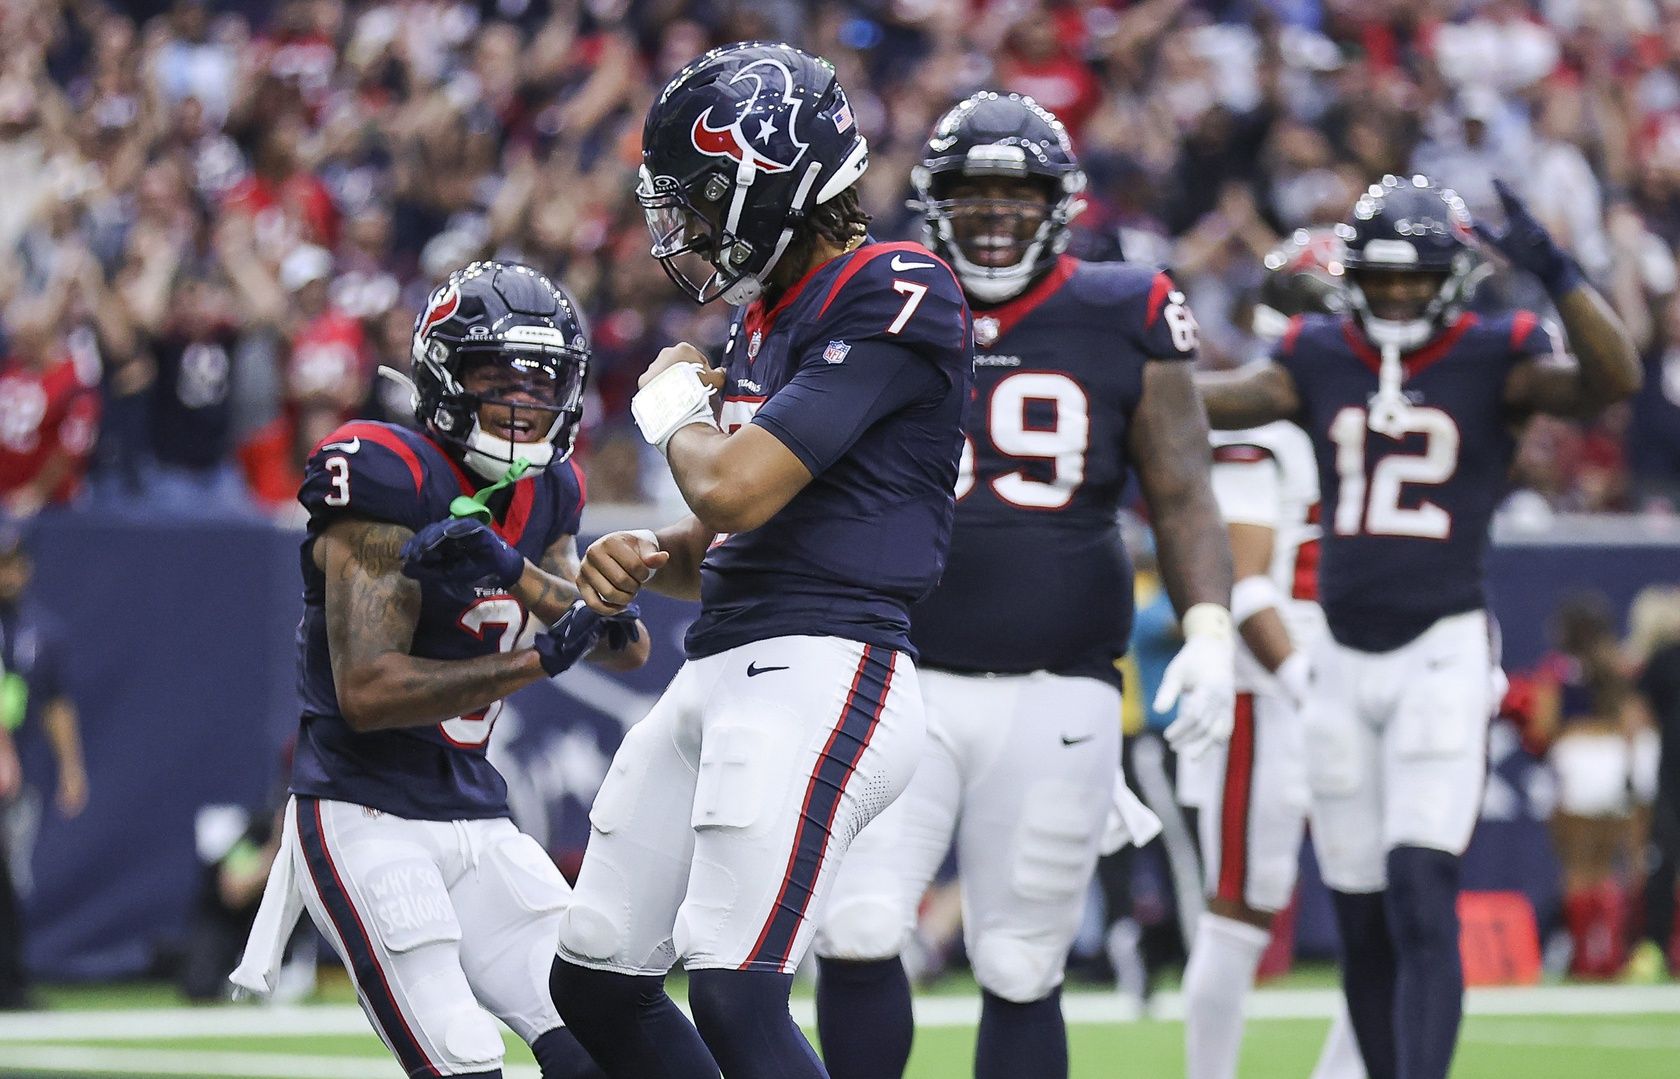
[1503,283,1642,418]
[1474,179,1641,419]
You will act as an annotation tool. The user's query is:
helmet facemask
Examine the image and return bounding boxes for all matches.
[412,332,588,480]
[913,148,1085,304]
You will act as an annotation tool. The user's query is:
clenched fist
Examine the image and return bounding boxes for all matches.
[640,342,726,393]
[579,529,671,613]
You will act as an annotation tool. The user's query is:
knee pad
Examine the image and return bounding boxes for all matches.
[556,898,625,963]
[440,1002,505,1071]
[970,933,1063,1004]
[813,895,912,962]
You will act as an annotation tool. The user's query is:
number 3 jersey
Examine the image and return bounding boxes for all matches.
[290,420,585,820]
[1273,311,1553,653]
[689,240,972,660]
[910,256,1199,686]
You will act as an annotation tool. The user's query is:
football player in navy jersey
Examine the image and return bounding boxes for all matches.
[543,42,971,1079]
[809,93,1234,1079]
[1199,176,1641,1079]
[229,261,648,1079]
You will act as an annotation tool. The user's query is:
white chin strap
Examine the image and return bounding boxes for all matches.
[462,414,563,481]
[716,140,871,308]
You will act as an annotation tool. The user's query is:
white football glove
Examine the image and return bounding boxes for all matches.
[1274,650,1312,712]
[1156,603,1237,759]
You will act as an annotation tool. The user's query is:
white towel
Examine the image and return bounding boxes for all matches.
[1099,772,1163,855]
[228,799,305,997]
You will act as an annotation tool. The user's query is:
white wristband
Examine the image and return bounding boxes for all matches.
[1230,575,1283,627]
[1182,602,1233,640]
[631,362,719,455]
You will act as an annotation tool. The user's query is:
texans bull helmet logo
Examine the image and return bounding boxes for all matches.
[687,57,812,177]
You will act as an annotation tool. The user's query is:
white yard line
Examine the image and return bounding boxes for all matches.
[0,984,1673,1047]
[0,1044,542,1078]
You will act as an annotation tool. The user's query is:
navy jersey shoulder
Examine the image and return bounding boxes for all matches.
[690,241,973,661]
[1273,311,1548,651]
[291,420,584,821]
[913,257,1194,685]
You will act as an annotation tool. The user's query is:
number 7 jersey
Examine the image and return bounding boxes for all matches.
[910,256,1199,685]
[1273,311,1553,652]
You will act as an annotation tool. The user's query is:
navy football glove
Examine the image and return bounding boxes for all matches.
[401,518,526,590]
[534,600,641,677]
[1473,178,1583,297]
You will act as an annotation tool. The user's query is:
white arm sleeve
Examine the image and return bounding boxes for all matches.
[1209,447,1281,529]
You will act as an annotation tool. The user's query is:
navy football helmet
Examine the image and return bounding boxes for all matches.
[409,261,590,479]
[1253,227,1347,342]
[1335,174,1485,349]
[637,41,870,306]
[912,92,1086,303]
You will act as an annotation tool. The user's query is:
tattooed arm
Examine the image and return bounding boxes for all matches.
[317,518,548,731]
[521,535,651,671]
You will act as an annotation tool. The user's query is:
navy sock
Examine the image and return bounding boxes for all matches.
[547,957,719,1078]
[531,1026,606,1079]
[975,988,1067,1079]
[689,968,825,1079]
[1385,846,1464,1079]
[1331,888,1398,1079]
[815,957,913,1079]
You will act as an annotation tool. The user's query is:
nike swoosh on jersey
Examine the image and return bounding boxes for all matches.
[889,255,935,271]
[322,437,361,453]
[746,662,790,678]
[1060,734,1094,747]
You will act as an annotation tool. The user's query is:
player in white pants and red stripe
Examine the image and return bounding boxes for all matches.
[1181,230,1364,1079]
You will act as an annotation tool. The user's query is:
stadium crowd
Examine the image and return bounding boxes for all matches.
[5,0,1680,519]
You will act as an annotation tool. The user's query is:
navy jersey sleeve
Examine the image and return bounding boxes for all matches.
[812,242,970,372]
[752,339,948,475]
[1127,270,1200,362]
[297,423,431,532]
[1502,310,1557,361]
[541,458,586,549]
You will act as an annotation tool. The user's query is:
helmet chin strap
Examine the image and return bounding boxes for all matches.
[462,417,560,482]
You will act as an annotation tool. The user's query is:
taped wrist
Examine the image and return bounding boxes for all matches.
[1182,602,1233,641]
[632,363,719,454]
[1230,575,1283,627]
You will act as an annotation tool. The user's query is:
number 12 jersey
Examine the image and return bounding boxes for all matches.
[1273,311,1553,653]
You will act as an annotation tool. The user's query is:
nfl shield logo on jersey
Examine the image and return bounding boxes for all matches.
[823,340,852,364]
[748,330,763,359]
[973,315,1000,347]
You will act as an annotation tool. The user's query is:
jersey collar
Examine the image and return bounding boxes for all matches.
[1341,312,1479,380]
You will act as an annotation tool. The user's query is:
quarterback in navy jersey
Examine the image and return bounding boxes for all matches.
[231,262,648,1079]
[545,43,968,1079]
[1200,176,1640,1079]
[812,93,1234,1079]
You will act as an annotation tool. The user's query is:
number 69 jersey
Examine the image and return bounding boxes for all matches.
[910,256,1199,685]
[1273,311,1554,653]
[288,420,585,821]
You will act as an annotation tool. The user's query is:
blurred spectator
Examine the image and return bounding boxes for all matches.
[1532,593,1651,978]
[0,288,101,519]
[0,520,88,1011]
[1628,584,1680,979]
[0,0,1671,512]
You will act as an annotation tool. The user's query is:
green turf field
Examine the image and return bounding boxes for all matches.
[0,980,1675,1078]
